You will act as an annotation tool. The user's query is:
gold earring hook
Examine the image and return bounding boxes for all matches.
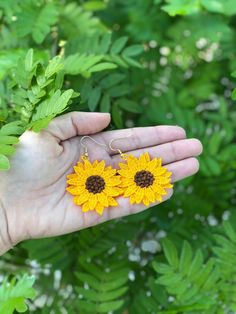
[80,136,108,160]
[108,135,132,160]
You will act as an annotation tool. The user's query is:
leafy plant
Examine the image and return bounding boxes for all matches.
[0,274,36,313]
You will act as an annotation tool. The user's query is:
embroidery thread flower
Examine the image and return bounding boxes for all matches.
[118,152,173,206]
[66,160,122,215]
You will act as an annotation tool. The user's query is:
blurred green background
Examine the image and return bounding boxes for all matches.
[0,0,236,313]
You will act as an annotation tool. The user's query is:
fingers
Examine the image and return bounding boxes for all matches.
[87,157,199,226]
[45,111,111,141]
[111,138,203,166]
[59,157,200,235]
[98,188,174,222]
[166,157,199,182]
[98,125,186,154]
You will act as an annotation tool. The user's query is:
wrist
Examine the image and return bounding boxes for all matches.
[0,199,14,256]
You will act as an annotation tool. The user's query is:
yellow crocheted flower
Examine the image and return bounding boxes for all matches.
[118,152,173,206]
[66,159,122,215]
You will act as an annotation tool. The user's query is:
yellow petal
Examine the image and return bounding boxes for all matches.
[84,159,92,170]
[130,194,136,204]
[146,188,155,203]
[139,154,148,169]
[96,203,104,215]
[146,158,157,172]
[118,162,128,170]
[74,192,89,205]
[67,173,78,180]
[71,178,86,186]
[127,156,138,170]
[105,186,122,196]
[163,183,173,189]
[153,185,167,195]
[106,177,121,186]
[118,169,134,178]
[73,166,87,179]
[82,202,90,212]
[108,197,118,207]
[103,168,116,178]
[67,178,80,186]
[98,192,109,207]
[135,188,144,204]
[119,178,133,187]
[159,186,167,195]
[143,195,150,206]
[166,171,172,178]
[157,158,162,167]
[154,167,166,176]
[156,194,163,202]
[95,160,105,175]
[144,152,151,162]
[123,185,137,197]
[151,184,159,193]
[66,186,85,196]
[156,177,171,184]
[76,161,84,169]
[89,195,97,210]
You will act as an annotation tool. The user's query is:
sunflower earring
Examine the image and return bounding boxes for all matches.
[66,136,122,215]
[109,138,173,206]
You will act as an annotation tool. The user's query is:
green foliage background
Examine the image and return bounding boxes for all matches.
[0,0,236,313]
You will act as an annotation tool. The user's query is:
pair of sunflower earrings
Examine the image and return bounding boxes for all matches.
[66,136,173,215]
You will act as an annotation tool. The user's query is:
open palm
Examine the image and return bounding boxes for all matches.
[0,112,202,247]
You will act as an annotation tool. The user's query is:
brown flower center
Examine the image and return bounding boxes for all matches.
[85,175,105,194]
[134,170,154,188]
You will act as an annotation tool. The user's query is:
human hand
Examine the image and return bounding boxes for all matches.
[0,112,202,254]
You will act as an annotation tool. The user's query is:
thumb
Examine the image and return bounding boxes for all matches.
[45,111,111,141]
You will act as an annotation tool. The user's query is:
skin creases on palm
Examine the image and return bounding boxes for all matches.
[0,112,203,247]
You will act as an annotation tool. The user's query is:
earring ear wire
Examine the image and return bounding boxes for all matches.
[67,135,124,215]
[108,135,132,160]
[80,136,108,160]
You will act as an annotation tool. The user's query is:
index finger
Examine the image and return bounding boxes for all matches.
[98,125,186,154]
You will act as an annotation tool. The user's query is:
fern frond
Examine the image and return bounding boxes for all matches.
[153,239,220,311]
[0,121,24,170]
[10,49,76,132]
[130,279,168,314]
[59,2,104,38]
[75,259,129,313]
[0,274,36,314]
[213,221,236,311]
[15,1,58,44]
[31,89,74,123]
[21,233,77,272]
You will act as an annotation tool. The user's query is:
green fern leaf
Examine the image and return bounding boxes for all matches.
[45,56,64,79]
[60,2,102,38]
[30,89,74,131]
[89,62,117,72]
[32,3,58,44]
[110,36,128,54]
[0,121,24,170]
[15,2,58,44]
[212,221,236,311]
[21,234,77,272]
[75,258,128,313]
[154,240,220,309]
[0,153,10,170]
[64,53,104,77]
[0,274,36,314]
[161,238,179,269]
